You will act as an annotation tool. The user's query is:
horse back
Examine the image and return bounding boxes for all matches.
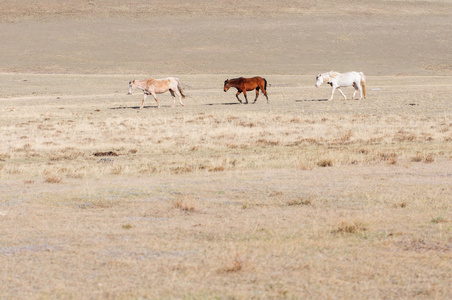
[244,77,266,91]
[146,78,174,93]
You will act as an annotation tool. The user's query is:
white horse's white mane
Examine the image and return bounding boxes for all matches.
[328,71,340,78]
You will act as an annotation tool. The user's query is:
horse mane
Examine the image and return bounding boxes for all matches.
[228,77,243,83]
[328,71,340,78]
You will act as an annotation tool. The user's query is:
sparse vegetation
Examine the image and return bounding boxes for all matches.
[44,174,63,184]
[333,221,368,234]
[317,159,333,167]
[286,196,312,206]
[1,72,451,299]
[430,217,448,224]
[219,253,252,273]
[394,201,407,208]
[122,223,133,229]
[173,196,196,212]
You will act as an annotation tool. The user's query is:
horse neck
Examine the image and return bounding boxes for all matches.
[229,78,241,84]
[134,79,149,90]
[323,71,340,82]
[321,73,331,83]
[328,71,340,78]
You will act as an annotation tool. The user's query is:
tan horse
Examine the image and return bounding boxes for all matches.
[224,77,269,104]
[128,77,186,109]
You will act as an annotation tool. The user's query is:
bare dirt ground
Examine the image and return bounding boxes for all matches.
[1,1,452,299]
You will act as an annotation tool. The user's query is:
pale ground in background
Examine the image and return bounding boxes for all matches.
[1,1,452,299]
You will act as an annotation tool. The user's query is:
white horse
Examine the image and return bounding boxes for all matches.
[315,71,367,101]
[127,77,186,109]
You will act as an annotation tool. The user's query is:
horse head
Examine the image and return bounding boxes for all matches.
[315,74,324,88]
[127,80,135,95]
[224,79,230,92]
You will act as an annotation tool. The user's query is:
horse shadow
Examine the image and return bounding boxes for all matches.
[204,102,241,106]
[110,105,162,110]
[296,99,329,102]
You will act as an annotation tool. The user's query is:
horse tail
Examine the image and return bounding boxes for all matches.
[360,72,367,99]
[263,78,268,92]
[176,78,186,98]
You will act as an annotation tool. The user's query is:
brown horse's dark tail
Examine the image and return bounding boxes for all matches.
[263,78,269,103]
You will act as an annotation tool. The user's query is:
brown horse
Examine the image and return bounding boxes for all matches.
[224,77,268,104]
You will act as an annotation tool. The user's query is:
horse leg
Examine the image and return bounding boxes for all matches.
[253,89,259,104]
[357,83,363,100]
[235,91,243,104]
[139,93,147,111]
[169,89,176,108]
[337,87,347,101]
[174,89,185,107]
[243,90,248,104]
[329,86,336,101]
[261,86,269,104]
[352,83,357,99]
[151,91,160,108]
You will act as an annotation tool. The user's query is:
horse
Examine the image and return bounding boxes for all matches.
[315,71,367,101]
[127,77,186,109]
[224,76,269,104]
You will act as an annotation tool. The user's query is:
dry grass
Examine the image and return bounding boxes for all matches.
[219,253,253,274]
[333,220,368,235]
[286,196,313,206]
[412,152,435,163]
[173,196,197,212]
[317,158,333,167]
[1,74,452,298]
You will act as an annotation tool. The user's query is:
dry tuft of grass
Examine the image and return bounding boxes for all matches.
[44,174,63,183]
[173,196,196,212]
[93,151,118,157]
[171,165,195,174]
[219,253,252,274]
[377,151,398,165]
[208,166,225,172]
[111,165,124,175]
[333,221,367,234]
[317,159,333,167]
[430,216,448,224]
[394,201,407,208]
[412,153,435,163]
[286,196,312,206]
[298,161,314,170]
[393,129,417,142]
[122,224,133,229]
